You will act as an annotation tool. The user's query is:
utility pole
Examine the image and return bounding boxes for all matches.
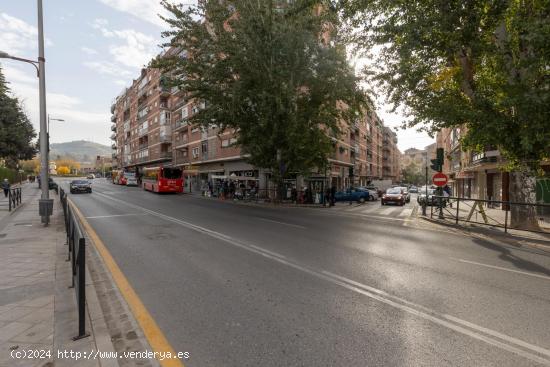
[37,0,52,225]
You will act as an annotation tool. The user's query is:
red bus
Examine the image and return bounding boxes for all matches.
[142,167,184,193]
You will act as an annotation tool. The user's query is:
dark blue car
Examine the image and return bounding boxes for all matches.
[334,188,371,203]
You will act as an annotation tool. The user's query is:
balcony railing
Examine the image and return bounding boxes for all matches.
[111,124,116,132]
[111,115,116,122]
[174,118,188,130]
[111,143,117,150]
[138,143,148,151]
[138,126,148,137]
[160,134,171,143]
[160,151,172,159]
[110,133,116,140]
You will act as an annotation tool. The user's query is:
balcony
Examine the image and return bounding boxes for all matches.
[111,143,117,150]
[111,124,116,132]
[111,115,116,122]
[110,133,116,140]
[159,84,171,97]
[139,143,148,151]
[110,102,115,114]
[160,151,172,159]
[160,134,171,143]
[138,126,148,137]
[471,150,500,165]
[174,118,188,131]
[112,153,118,159]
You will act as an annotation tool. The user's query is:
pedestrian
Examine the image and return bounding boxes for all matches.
[2,179,10,198]
[443,184,452,208]
[330,185,336,207]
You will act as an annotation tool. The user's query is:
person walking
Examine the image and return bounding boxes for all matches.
[2,179,10,198]
[330,185,336,207]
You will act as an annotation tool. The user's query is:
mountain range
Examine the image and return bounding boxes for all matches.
[50,140,111,163]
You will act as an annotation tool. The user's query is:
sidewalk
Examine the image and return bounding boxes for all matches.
[0,185,158,367]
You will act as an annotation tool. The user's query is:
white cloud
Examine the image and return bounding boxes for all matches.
[81,46,98,55]
[83,61,132,77]
[3,64,110,145]
[0,13,52,56]
[90,18,159,69]
[97,0,170,28]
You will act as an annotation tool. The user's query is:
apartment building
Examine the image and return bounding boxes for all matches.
[381,126,401,182]
[436,126,509,200]
[110,61,400,193]
[401,143,437,177]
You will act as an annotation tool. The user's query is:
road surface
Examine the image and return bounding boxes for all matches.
[62,178,550,366]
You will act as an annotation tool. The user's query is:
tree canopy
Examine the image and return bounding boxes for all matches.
[154,0,366,183]
[0,66,36,168]
[340,0,550,172]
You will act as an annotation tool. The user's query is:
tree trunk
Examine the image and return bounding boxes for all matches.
[508,165,540,231]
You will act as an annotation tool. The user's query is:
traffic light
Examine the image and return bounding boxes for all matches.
[430,148,444,172]
[430,159,441,172]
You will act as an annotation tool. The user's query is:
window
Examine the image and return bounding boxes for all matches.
[201,142,208,153]
[192,147,199,158]
[182,106,189,119]
[221,139,229,148]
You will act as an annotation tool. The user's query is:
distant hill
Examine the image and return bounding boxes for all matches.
[50,141,111,163]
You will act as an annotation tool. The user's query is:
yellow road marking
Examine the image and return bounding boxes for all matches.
[69,199,185,367]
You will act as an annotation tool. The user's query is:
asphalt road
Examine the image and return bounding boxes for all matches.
[61,178,550,366]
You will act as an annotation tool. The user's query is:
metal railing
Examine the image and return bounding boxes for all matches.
[0,186,22,211]
[59,188,89,340]
[429,195,550,234]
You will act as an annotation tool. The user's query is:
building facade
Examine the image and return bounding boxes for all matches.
[400,143,437,181]
[110,61,401,194]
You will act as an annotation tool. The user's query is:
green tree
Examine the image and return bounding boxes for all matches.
[341,0,550,229]
[401,163,424,186]
[0,66,37,168]
[154,0,366,196]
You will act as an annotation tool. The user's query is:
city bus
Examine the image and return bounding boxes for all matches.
[111,170,121,184]
[142,166,184,193]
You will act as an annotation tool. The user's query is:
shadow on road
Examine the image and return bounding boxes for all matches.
[472,237,550,277]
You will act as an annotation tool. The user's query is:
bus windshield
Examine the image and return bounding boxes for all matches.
[162,168,182,179]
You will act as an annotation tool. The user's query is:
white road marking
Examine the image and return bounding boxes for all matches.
[85,213,148,219]
[257,217,306,229]
[91,191,550,365]
[452,258,550,281]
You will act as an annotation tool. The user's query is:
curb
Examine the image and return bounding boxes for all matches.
[418,216,550,250]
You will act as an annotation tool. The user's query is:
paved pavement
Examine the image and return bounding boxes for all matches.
[0,183,158,367]
[64,177,550,367]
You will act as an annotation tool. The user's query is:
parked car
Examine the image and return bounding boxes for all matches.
[334,188,371,203]
[38,177,58,191]
[87,174,95,179]
[396,186,411,203]
[357,187,378,201]
[409,186,418,193]
[417,188,447,206]
[381,187,406,206]
[70,179,92,194]
[366,185,383,197]
[126,175,138,186]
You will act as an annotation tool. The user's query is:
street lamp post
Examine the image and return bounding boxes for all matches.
[0,0,51,224]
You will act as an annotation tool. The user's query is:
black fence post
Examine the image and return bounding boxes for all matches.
[455,197,460,224]
[8,189,11,211]
[73,237,89,340]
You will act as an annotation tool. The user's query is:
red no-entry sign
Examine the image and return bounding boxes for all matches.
[432,172,448,187]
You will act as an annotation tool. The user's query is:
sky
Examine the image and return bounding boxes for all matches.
[0,0,433,152]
